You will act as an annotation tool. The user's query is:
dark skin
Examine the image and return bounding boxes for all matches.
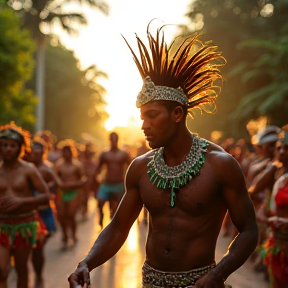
[55,146,86,246]
[94,133,131,225]
[0,138,49,288]
[68,101,258,288]
[249,142,288,197]
[0,139,49,213]
[30,144,85,288]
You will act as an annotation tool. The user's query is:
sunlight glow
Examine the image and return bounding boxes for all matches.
[126,221,139,252]
[58,0,190,131]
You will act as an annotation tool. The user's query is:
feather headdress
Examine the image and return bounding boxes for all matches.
[0,121,30,146]
[122,21,226,115]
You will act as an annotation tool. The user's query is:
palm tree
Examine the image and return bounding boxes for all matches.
[8,0,109,131]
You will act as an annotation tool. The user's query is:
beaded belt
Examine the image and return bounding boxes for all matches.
[142,261,215,288]
[0,211,37,224]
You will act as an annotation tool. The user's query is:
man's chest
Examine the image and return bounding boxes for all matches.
[138,170,221,216]
[58,164,78,177]
[0,169,29,193]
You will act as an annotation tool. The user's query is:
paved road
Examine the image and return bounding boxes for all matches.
[8,198,269,288]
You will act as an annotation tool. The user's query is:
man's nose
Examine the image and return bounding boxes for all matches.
[141,119,149,130]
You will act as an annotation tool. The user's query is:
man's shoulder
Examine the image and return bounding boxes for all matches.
[130,150,155,169]
[205,140,239,168]
[19,159,38,173]
[72,158,83,167]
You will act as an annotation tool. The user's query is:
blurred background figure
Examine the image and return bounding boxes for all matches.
[0,123,50,288]
[93,132,131,228]
[30,138,57,288]
[246,125,280,275]
[79,142,99,221]
[259,126,288,287]
[54,140,86,249]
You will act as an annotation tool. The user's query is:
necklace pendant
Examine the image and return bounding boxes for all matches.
[170,188,176,207]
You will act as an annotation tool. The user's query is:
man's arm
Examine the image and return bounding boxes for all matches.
[206,153,258,284]
[92,152,105,181]
[25,163,50,206]
[195,152,258,287]
[248,161,281,195]
[68,158,143,287]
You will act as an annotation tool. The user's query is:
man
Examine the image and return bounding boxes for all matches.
[246,125,280,189]
[54,140,86,249]
[0,123,50,288]
[79,143,98,220]
[30,139,57,288]
[259,125,288,288]
[246,126,280,272]
[68,24,258,288]
[94,132,130,228]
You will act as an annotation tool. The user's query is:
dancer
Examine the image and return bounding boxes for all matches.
[0,123,50,288]
[68,23,258,288]
[54,140,86,249]
[94,132,130,228]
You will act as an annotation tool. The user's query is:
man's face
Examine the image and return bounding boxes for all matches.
[262,140,277,159]
[63,146,72,160]
[110,134,118,149]
[140,101,176,149]
[31,145,43,163]
[0,138,21,161]
[277,142,288,165]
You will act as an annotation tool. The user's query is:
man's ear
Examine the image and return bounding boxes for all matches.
[173,106,184,123]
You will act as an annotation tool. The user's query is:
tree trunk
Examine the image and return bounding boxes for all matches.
[36,41,46,132]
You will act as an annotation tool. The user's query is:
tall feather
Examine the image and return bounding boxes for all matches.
[122,22,226,114]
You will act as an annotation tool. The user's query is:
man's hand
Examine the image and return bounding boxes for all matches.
[194,272,225,288]
[68,262,91,288]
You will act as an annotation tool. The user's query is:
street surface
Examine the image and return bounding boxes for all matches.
[8,198,269,288]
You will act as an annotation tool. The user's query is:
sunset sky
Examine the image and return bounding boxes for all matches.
[60,0,192,130]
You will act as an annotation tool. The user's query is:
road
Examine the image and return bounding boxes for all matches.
[8,198,269,288]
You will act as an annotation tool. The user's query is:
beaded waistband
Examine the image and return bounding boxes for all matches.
[142,261,215,288]
[0,211,37,224]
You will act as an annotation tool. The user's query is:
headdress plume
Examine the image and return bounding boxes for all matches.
[122,20,226,115]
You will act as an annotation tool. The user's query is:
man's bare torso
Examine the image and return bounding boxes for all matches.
[136,143,230,271]
[56,159,82,183]
[101,149,129,184]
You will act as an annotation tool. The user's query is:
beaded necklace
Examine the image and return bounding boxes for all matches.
[147,134,209,207]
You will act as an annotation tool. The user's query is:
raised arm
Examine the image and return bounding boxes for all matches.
[248,161,281,195]
[68,158,144,288]
[197,152,258,287]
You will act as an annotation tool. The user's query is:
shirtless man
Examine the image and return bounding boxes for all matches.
[94,132,130,228]
[68,25,258,288]
[30,139,57,288]
[0,124,50,288]
[54,140,86,249]
[259,127,288,287]
[79,143,98,220]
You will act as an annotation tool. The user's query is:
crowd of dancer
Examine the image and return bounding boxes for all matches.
[219,124,288,288]
[0,120,287,288]
[0,123,138,288]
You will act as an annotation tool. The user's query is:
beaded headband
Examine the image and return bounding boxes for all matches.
[0,122,28,145]
[136,76,188,108]
[280,124,288,145]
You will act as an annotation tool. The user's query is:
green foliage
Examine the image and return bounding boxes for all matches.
[183,0,288,139]
[42,44,108,140]
[0,5,37,130]
[8,0,109,45]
